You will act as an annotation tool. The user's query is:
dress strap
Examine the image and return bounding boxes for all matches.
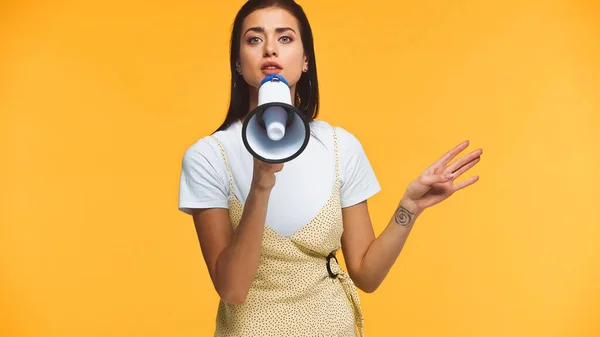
[210,135,235,196]
[332,127,340,185]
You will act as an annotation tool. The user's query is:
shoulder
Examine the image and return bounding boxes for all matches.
[314,120,381,206]
[182,135,232,177]
[182,121,241,164]
[335,126,362,152]
[182,135,220,165]
[310,119,363,153]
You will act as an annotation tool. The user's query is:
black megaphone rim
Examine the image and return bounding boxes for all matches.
[241,102,310,164]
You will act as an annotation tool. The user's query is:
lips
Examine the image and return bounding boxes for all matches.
[261,61,282,75]
[261,61,282,70]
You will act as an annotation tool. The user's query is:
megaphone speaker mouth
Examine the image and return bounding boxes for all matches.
[242,102,310,164]
[242,74,310,164]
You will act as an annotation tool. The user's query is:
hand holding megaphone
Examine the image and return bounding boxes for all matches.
[242,74,310,165]
[251,157,284,191]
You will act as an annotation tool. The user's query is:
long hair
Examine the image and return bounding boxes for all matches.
[214,0,320,132]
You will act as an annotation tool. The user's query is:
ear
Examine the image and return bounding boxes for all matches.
[303,55,309,72]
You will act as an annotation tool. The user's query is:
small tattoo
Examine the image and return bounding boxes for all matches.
[394,206,414,227]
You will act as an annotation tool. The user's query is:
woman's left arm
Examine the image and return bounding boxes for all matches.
[341,140,483,293]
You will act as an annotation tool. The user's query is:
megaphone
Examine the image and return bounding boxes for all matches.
[241,74,310,164]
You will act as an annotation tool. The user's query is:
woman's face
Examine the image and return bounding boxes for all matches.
[237,7,308,93]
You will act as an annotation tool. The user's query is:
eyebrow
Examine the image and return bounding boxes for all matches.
[243,26,297,36]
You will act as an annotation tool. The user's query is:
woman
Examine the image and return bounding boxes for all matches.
[178,0,483,336]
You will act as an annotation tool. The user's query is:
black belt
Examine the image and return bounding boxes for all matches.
[326,252,339,279]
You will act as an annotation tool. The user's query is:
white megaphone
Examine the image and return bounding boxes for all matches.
[241,74,310,164]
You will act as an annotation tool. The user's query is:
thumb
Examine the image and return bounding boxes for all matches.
[419,172,453,186]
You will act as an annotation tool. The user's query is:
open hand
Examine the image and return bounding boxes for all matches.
[402,140,482,214]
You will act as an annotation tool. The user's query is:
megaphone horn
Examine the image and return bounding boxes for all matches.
[241,74,310,164]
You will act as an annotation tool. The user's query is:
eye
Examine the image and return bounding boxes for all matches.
[247,36,262,44]
[279,36,293,43]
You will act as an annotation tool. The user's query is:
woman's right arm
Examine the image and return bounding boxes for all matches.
[192,158,283,305]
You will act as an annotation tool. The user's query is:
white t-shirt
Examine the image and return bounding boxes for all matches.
[178,119,381,237]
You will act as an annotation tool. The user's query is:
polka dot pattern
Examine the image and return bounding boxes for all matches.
[210,127,365,336]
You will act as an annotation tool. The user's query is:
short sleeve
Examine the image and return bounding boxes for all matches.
[178,138,229,215]
[336,127,381,208]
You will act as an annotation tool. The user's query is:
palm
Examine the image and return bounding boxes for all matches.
[405,140,483,212]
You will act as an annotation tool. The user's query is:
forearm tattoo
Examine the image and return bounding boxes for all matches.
[394,205,415,227]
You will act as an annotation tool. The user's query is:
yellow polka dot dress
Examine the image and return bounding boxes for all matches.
[210,127,365,336]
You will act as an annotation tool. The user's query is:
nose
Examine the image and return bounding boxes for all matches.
[263,44,278,57]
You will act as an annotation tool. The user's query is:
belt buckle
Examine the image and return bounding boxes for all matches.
[326,252,339,279]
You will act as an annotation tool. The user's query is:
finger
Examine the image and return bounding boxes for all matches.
[428,140,470,172]
[420,173,454,186]
[274,164,284,173]
[451,156,481,179]
[453,175,479,191]
[449,152,482,178]
[266,164,284,173]
[447,149,483,174]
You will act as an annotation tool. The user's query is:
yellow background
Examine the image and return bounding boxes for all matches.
[1,0,599,336]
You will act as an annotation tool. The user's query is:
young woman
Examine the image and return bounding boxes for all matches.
[178,1,482,336]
